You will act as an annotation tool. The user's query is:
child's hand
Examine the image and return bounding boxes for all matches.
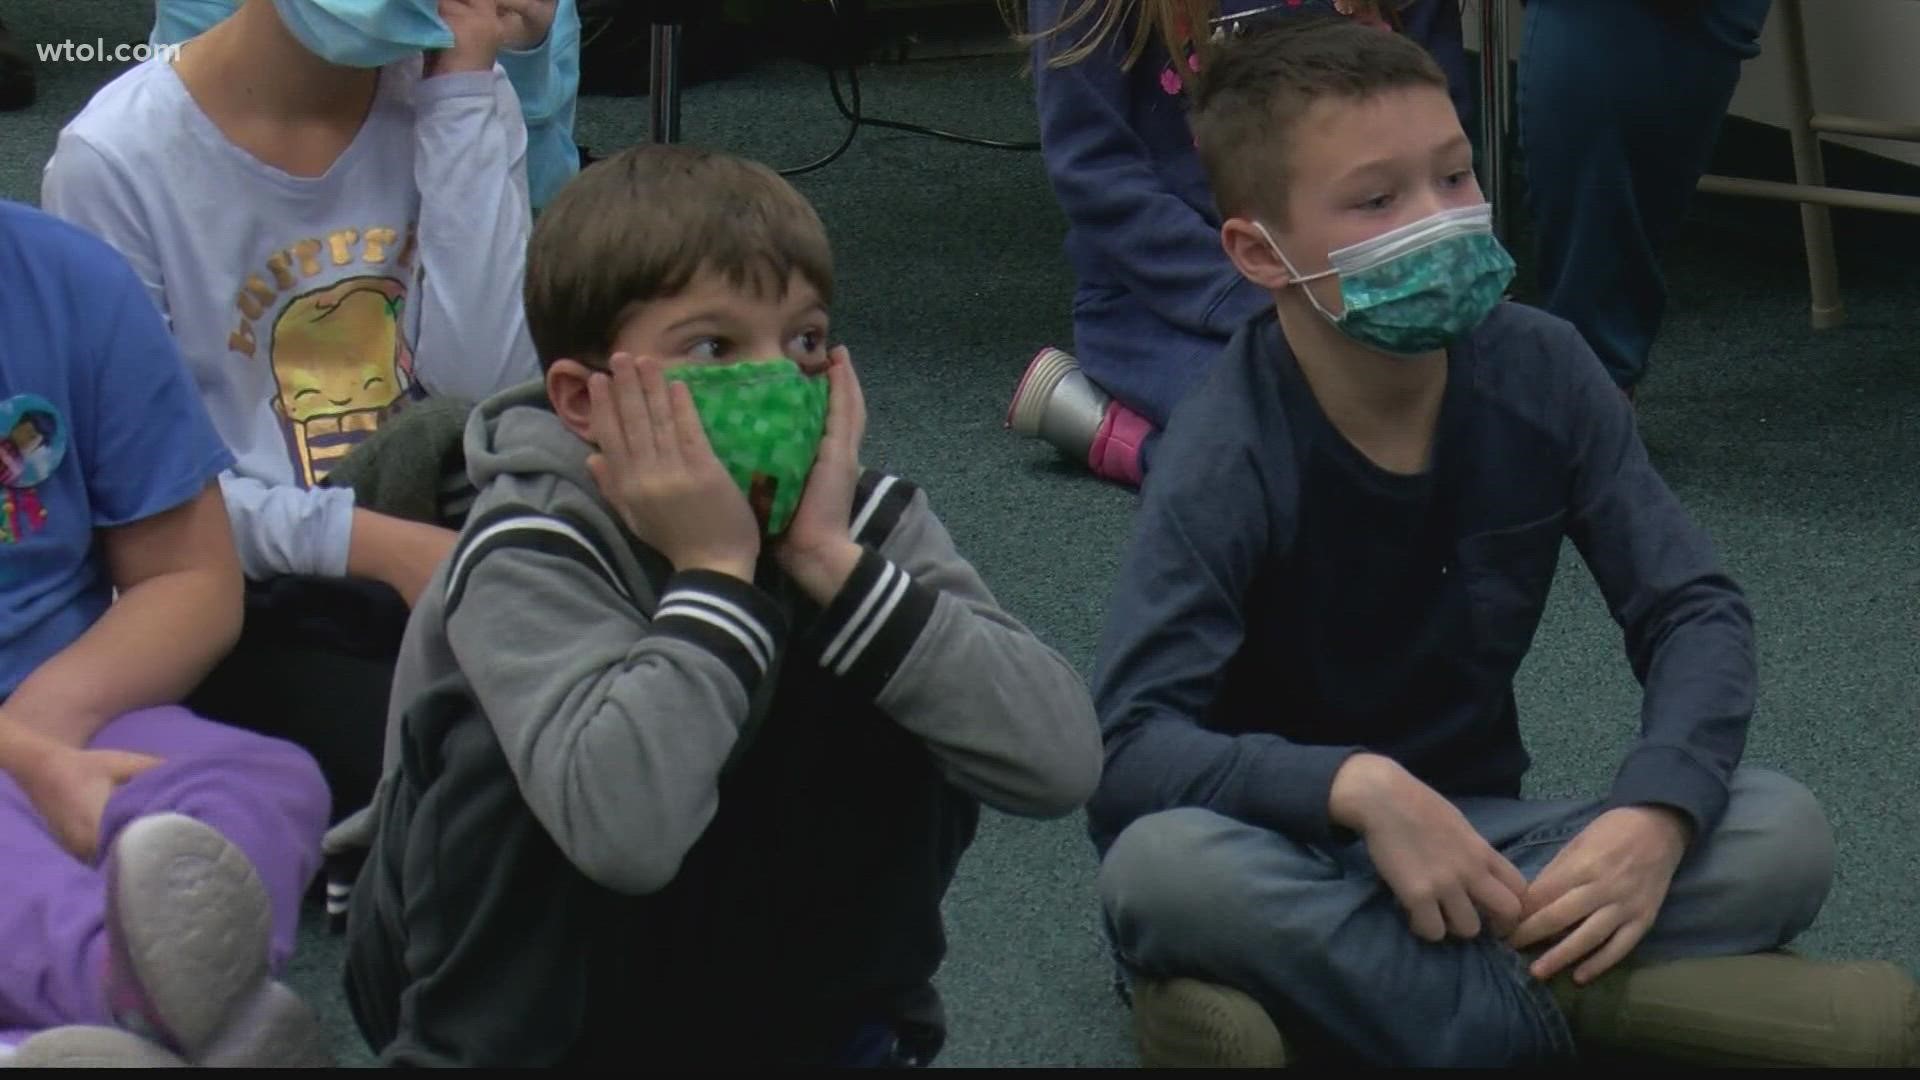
[1331,754,1529,944]
[19,738,163,862]
[496,0,559,52]
[1333,0,1394,30]
[774,347,867,605]
[587,354,762,582]
[427,0,506,76]
[1508,806,1691,986]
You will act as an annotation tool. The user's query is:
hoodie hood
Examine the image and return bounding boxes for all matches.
[464,378,598,498]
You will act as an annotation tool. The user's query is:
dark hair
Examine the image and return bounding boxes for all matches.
[525,144,835,372]
[1189,17,1449,223]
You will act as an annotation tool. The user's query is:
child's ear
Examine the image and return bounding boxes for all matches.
[546,359,597,441]
[1221,218,1294,292]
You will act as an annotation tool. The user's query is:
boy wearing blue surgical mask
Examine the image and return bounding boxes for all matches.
[328,144,1104,1067]
[147,0,582,211]
[40,0,543,826]
[1085,18,1919,1069]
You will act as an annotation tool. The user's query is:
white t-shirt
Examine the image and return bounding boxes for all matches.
[42,55,540,579]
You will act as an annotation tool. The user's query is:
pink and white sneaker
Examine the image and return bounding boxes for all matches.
[1006,347,1150,488]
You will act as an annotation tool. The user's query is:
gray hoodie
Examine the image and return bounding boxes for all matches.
[325,381,1102,897]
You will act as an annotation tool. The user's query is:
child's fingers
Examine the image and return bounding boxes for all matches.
[610,354,669,465]
[495,0,555,18]
[843,353,868,450]
[634,358,684,465]
[666,380,718,466]
[827,348,867,454]
[98,750,163,784]
[586,452,626,509]
[588,363,638,468]
[821,354,852,453]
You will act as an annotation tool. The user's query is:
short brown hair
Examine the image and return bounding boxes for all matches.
[525,144,835,372]
[1189,17,1449,224]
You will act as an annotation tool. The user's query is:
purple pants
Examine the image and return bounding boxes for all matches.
[0,706,328,1046]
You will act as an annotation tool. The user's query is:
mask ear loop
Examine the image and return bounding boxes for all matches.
[1252,221,1342,325]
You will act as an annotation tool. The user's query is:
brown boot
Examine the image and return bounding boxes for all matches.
[1131,975,1290,1068]
[1551,951,1920,1067]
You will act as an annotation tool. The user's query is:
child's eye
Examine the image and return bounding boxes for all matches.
[787,329,825,357]
[687,337,727,360]
[1357,193,1393,212]
[1441,169,1473,188]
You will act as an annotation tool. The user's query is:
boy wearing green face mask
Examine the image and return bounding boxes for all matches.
[326,143,1105,1067]
[1085,16,1919,1070]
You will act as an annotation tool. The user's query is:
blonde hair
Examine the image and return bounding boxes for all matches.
[1000,0,1219,73]
[1002,0,1420,72]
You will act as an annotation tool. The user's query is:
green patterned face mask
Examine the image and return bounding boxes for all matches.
[664,358,830,536]
[1257,204,1515,356]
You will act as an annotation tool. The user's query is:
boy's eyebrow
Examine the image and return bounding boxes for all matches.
[1333,134,1478,188]
[661,312,724,335]
[1331,157,1400,187]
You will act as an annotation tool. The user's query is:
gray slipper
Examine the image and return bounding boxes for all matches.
[103,813,334,1068]
[7,1025,187,1068]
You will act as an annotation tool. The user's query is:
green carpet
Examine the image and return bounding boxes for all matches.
[3,1,1915,1068]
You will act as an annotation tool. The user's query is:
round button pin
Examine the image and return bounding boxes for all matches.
[0,395,68,490]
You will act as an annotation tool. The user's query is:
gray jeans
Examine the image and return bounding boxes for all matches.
[1098,767,1835,1066]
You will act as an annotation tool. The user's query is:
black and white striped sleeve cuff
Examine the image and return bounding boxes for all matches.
[651,570,787,692]
[851,470,918,547]
[813,547,939,701]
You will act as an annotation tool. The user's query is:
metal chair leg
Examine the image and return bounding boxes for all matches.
[649,20,683,144]
[1478,0,1513,246]
[1780,0,1844,328]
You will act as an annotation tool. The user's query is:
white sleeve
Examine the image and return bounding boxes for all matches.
[409,67,541,403]
[44,128,361,582]
[217,472,357,581]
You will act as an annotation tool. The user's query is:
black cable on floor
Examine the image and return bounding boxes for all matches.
[827,61,1040,153]
[778,62,864,176]
[776,0,1040,177]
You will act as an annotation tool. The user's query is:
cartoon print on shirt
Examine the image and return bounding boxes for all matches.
[225,222,425,488]
[0,487,46,546]
[269,274,420,487]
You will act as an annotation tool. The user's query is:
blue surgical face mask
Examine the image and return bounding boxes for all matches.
[1256,204,1516,356]
[270,0,454,69]
[151,0,247,47]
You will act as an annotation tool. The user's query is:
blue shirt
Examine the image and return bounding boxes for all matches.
[0,201,234,698]
[1087,303,1756,855]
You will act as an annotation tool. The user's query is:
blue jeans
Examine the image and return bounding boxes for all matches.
[1097,767,1834,1066]
[1519,0,1773,389]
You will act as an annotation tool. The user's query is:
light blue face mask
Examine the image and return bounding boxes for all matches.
[270,0,455,69]
[151,0,246,48]
[1257,204,1516,356]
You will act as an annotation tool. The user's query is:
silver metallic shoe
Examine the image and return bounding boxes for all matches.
[1006,347,1112,464]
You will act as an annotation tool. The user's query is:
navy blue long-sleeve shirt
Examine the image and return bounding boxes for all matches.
[1087,303,1756,856]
